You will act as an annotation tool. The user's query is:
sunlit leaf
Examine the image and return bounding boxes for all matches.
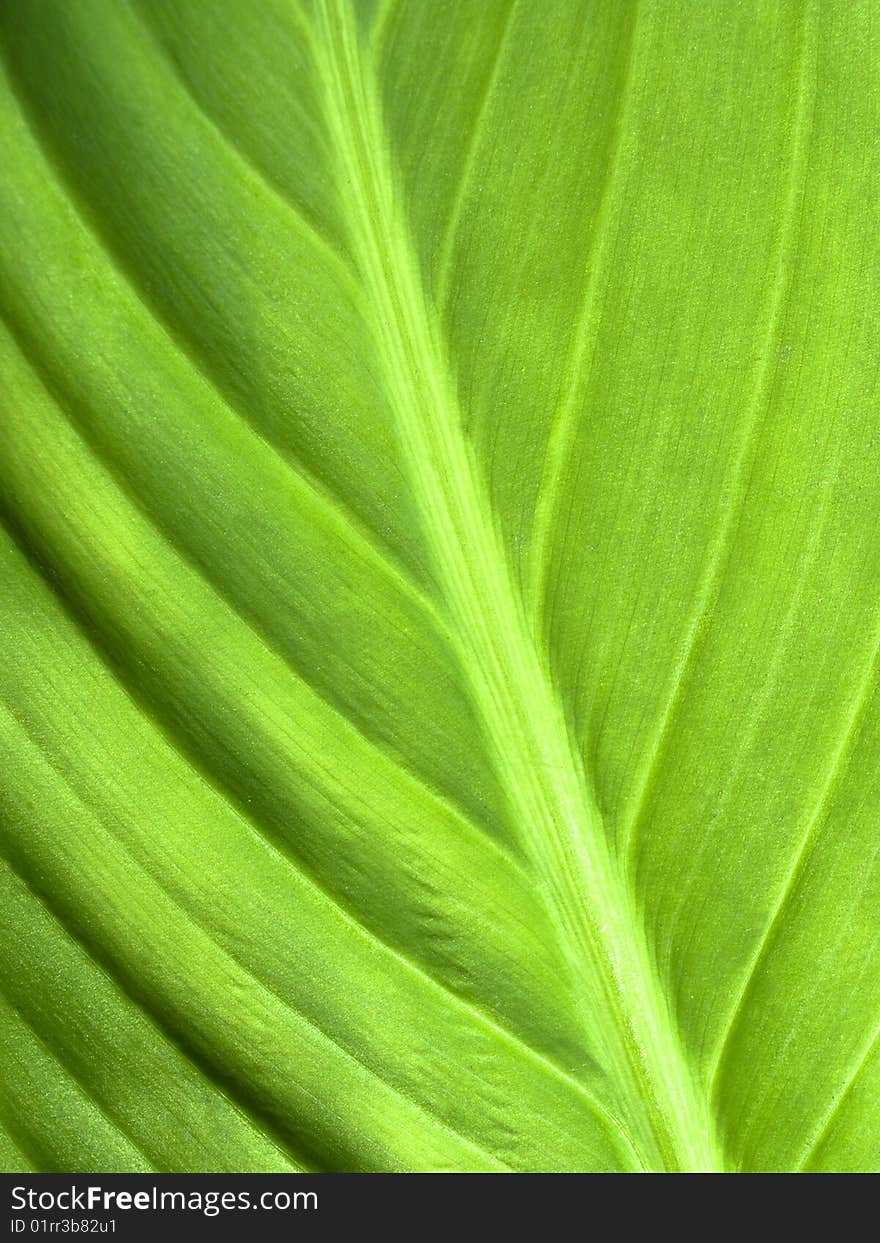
[1,0,878,1173]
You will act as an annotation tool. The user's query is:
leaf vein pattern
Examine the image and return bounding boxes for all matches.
[0,49,432,618]
[619,0,818,868]
[0,852,310,1172]
[0,700,508,1171]
[0,511,609,1133]
[528,0,643,621]
[312,0,720,1173]
[0,983,157,1172]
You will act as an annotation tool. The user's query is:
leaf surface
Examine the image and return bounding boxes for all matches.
[1,0,878,1172]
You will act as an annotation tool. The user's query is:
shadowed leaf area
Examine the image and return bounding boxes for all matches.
[0,0,878,1174]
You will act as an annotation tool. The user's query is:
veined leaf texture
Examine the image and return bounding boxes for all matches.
[0,0,878,1174]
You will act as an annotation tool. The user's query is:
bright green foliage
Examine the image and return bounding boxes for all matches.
[0,0,878,1173]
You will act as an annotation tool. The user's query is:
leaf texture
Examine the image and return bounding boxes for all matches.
[1,0,879,1173]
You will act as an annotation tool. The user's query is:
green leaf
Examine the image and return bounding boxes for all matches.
[0,0,878,1173]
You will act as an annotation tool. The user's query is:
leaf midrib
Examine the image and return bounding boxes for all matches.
[313,0,721,1172]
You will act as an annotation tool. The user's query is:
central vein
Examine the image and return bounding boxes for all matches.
[314,0,720,1173]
